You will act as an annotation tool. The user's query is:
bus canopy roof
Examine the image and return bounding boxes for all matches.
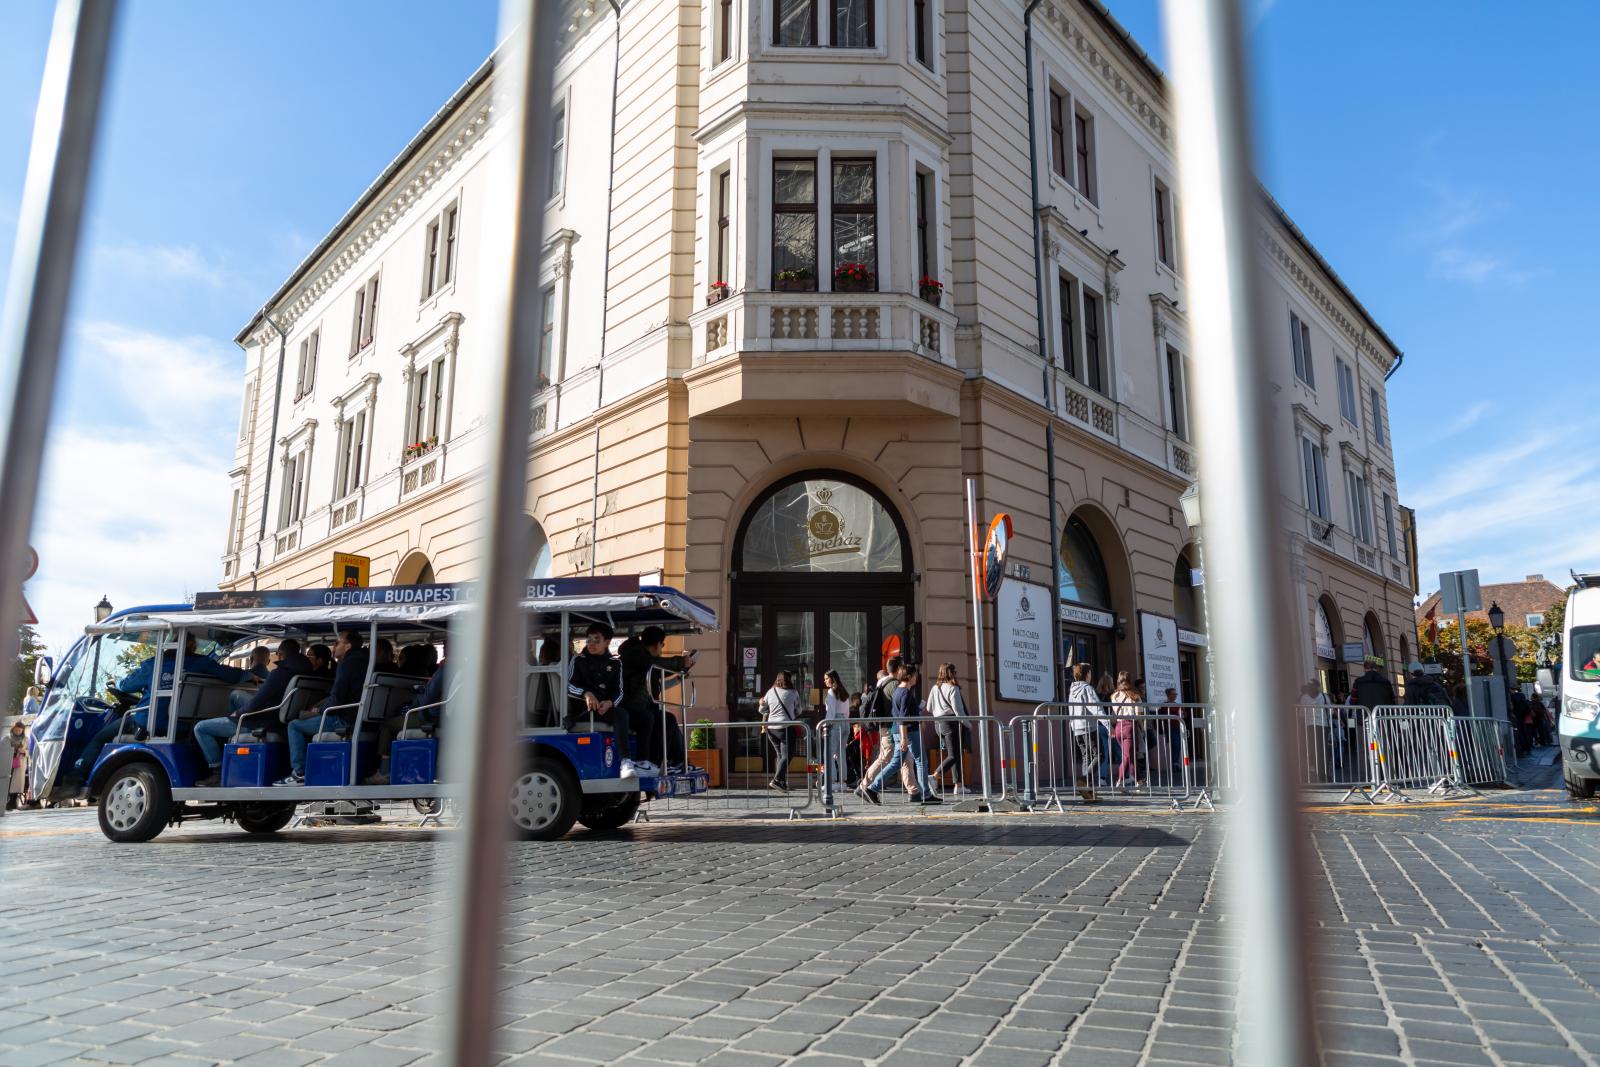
[83,577,716,638]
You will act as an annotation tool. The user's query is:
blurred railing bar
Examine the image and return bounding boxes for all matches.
[439,1,560,1064]
[1160,1,1316,1064]
[0,0,118,659]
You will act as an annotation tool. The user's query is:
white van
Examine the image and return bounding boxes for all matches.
[1559,573,1600,797]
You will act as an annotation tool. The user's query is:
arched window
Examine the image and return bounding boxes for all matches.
[528,518,552,579]
[396,551,435,585]
[1173,548,1202,630]
[1363,614,1384,662]
[1314,600,1336,661]
[1059,516,1111,608]
[737,476,905,574]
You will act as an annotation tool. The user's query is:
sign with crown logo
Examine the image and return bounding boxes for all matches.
[1140,610,1182,701]
[996,577,1054,702]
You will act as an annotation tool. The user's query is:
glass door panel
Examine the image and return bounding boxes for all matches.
[826,611,869,697]
[732,604,766,775]
[774,610,816,710]
[880,604,907,672]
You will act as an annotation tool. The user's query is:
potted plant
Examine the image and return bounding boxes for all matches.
[402,435,439,462]
[918,275,944,305]
[774,266,815,293]
[707,280,731,306]
[686,718,721,787]
[833,261,875,293]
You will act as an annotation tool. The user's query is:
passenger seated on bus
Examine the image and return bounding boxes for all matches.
[374,638,397,671]
[366,644,449,785]
[276,629,370,786]
[226,646,275,714]
[566,623,636,774]
[194,639,312,786]
[398,643,438,678]
[307,643,334,678]
[72,634,254,782]
[619,625,699,775]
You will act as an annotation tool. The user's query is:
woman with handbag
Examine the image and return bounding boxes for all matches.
[761,671,803,791]
[928,662,971,796]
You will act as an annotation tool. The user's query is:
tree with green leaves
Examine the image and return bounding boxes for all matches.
[1416,617,1541,685]
[10,625,47,716]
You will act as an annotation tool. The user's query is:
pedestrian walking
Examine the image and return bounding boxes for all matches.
[855,663,937,805]
[1096,671,1116,781]
[859,658,917,797]
[1111,672,1141,791]
[928,662,971,796]
[1151,687,1179,787]
[821,669,850,790]
[761,670,803,791]
[1066,663,1101,794]
[6,720,28,810]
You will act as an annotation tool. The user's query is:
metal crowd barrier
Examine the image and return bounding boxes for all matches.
[1294,703,1376,801]
[1363,705,1511,801]
[640,718,817,820]
[814,714,1014,815]
[1011,703,1217,811]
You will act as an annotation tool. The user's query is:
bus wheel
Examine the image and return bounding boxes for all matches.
[578,790,641,832]
[413,798,444,817]
[236,803,296,834]
[510,758,579,841]
[97,763,171,843]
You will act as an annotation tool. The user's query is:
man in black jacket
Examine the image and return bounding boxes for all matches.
[1350,658,1397,711]
[194,639,312,786]
[618,625,699,774]
[566,623,634,772]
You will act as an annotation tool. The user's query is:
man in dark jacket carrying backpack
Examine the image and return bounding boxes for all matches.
[1350,658,1396,711]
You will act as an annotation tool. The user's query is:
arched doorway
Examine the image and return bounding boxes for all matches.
[1058,513,1119,690]
[1173,547,1206,703]
[730,472,913,752]
[528,518,552,579]
[1363,612,1385,669]
[1314,596,1345,698]
[395,550,435,585]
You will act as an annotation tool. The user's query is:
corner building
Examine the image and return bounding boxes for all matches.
[223,0,1419,745]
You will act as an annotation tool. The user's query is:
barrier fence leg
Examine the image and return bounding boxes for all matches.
[1021,720,1038,810]
[1437,718,1478,798]
[1184,724,1215,812]
[1338,720,1376,805]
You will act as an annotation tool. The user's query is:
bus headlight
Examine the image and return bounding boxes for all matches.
[1565,697,1600,722]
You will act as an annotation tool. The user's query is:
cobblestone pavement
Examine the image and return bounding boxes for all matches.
[3,765,1600,1066]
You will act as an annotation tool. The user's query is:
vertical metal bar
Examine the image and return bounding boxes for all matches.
[0,0,118,647]
[440,1,559,1063]
[965,478,993,799]
[1159,1,1315,1063]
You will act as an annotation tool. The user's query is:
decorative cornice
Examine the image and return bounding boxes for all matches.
[1261,228,1389,369]
[1040,208,1126,274]
[1292,402,1330,441]
[332,372,381,413]
[1150,292,1186,343]
[1040,2,1171,146]
[278,418,317,451]
[273,102,498,334]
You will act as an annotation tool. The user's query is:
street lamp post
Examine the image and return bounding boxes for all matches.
[93,595,112,622]
[1178,483,1215,705]
[1488,601,1513,733]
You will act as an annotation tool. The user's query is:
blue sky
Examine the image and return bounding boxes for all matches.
[3,1,1595,653]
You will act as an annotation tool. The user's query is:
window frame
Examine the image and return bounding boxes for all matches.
[350,274,380,356]
[1048,87,1068,180]
[829,155,878,291]
[238,381,255,443]
[774,0,817,47]
[830,0,874,49]
[1165,344,1189,442]
[771,155,819,291]
[1345,468,1373,544]
[294,328,320,403]
[1057,272,1078,379]
[1383,492,1398,556]
[1336,357,1358,425]
[1301,436,1330,519]
[1153,176,1176,270]
[548,102,566,202]
[716,0,736,64]
[714,168,732,287]
[1370,386,1385,446]
[913,0,933,70]
[1081,287,1105,394]
[1073,106,1096,203]
[1290,310,1315,389]
[915,169,933,282]
[537,286,557,389]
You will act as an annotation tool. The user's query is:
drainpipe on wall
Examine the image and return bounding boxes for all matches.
[1024,0,1063,693]
[588,0,623,576]
[250,313,289,587]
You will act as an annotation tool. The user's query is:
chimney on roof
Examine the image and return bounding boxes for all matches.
[1527,574,1543,582]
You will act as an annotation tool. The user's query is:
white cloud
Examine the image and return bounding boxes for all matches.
[95,242,230,288]
[24,323,242,655]
[1435,400,1492,439]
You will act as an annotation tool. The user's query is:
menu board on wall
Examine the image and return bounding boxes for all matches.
[997,578,1056,703]
[1140,611,1182,702]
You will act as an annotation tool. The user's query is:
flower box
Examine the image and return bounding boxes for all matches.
[774,271,815,293]
[707,283,731,306]
[918,276,944,306]
[833,262,875,293]
[686,747,721,788]
[402,436,439,462]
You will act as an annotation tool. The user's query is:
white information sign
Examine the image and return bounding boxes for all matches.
[997,578,1055,703]
[1140,612,1182,702]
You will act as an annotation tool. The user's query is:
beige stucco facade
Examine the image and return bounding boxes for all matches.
[224,0,1418,721]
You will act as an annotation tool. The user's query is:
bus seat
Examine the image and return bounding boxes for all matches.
[275,675,332,724]
[362,673,424,724]
[176,677,241,720]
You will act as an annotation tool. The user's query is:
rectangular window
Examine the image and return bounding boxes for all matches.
[1154,178,1175,269]
[1073,107,1095,202]
[831,158,877,290]
[1336,358,1358,424]
[238,382,254,442]
[429,359,445,440]
[548,104,566,200]
[1301,437,1330,519]
[1527,613,1544,628]
[538,286,556,386]
[1057,274,1077,378]
[915,170,932,282]
[279,451,308,530]
[1081,289,1104,394]
[717,0,734,64]
[1048,89,1068,179]
[412,365,429,444]
[1346,470,1373,544]
[775,0,815,46]
[1370,386,1385,446]
[1290,311,1314,388]
[914,0,932,68]
[423,219,441,298]
[295,331,318,401]
[441,204,458,286]
[1383,492,1397,556]
[772,158,818,290]
[1166,345,1188,441]
[831,0,871,47]
[715,169,731,286]
[224,488,241,554]
[351,275,379,354]
[352,409,367,491]
[335,410,367,499]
